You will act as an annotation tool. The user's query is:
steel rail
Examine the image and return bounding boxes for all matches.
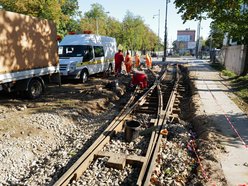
[54,85,157,185]
[54,86,138,186]
[54,66,170,186]
[143,64,182,185]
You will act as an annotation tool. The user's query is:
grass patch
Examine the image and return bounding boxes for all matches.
[231,75,248,102]
[222,70,237,78]
[209,62,248,104]
[210,63,237,78]
[236,89,248,102]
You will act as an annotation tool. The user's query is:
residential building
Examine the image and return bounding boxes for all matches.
[176,29,196,55]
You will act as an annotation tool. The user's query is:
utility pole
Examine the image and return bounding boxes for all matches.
[96,18,99,35]
[153,10,160,57]
[96,11,110,35]
[163,0,169,62]
[210,32,213,61]
[195,19,201,59]
[158,9,160,47]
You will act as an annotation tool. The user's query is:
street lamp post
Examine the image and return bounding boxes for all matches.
[153,9,160,57]
[163,0,169,62]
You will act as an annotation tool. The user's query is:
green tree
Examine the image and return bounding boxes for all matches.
[80,6,158,53]
[121,11,157,53]
[105,17,122,43]
[122,11,140,51]
[175,0,248,74]
[172,40,178,53]
[81,3,109,34]
[0,0,62,23]
[174,0,248,44]
[58,0,81,35]
[205,22,225,49]
[0,0,81,36]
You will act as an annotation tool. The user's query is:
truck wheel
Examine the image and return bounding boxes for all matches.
[27,79,43,99]
[80,70,88,83]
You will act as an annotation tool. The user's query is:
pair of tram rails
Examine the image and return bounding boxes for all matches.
[54,64,184,186]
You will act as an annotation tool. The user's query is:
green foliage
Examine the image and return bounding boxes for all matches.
[61,0,80,17]
[81,5,159,53]
[80,3,110,35]
[205,22,225,49]
[222,70,237,78]
[236,88,248,102]
[0,1,161,51]
[210,63,244,79]
[122,11,143,51]
[105,17,122,43]
[210,62,248,103]
[0,0,62,22]
[84,3,107,19]
[172,40,178,53]
[0,0,81,36]
[55,0,81,35]
[231,74,248,102]
[174,0,248,45]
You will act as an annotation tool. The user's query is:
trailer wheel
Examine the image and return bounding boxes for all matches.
[80,70,88,83]
[27,79,43,99]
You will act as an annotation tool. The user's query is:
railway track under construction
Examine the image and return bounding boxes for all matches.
[54,64,184,186]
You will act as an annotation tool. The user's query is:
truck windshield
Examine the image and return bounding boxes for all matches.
[58,45,92,58]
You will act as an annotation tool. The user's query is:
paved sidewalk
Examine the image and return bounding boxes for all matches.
[189,60,248,186]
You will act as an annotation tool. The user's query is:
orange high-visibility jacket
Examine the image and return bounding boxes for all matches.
[145,54,152,68]
[125,54,132,73]
[135,53,140,67]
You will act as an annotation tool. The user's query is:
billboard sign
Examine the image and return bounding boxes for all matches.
[177,35,190,42]
[188,42,196,49]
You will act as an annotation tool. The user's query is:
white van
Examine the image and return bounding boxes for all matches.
[58,34,117,82]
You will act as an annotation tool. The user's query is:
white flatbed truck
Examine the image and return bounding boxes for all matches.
[0,10,60,98]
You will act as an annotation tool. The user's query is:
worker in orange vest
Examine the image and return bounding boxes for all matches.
[125,51,132,74]
[149,53,152,68]
[134,51,140,68]
[114,50,124,76]
[145,53,152,68]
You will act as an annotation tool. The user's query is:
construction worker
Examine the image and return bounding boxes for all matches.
[149,53,152,68]
[125,51,132,74]
[114,49,124,76]
[134,51,140,68]
[145,53,152,68]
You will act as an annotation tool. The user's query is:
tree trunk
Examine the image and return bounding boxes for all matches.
[241,45,248,76]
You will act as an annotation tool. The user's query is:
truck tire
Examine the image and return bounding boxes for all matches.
[27,79,43,99]
[80,70,88,83]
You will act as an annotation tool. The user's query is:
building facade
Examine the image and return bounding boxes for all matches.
[176,29,196,55]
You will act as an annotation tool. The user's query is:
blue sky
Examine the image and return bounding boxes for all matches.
[79,1,212,46]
